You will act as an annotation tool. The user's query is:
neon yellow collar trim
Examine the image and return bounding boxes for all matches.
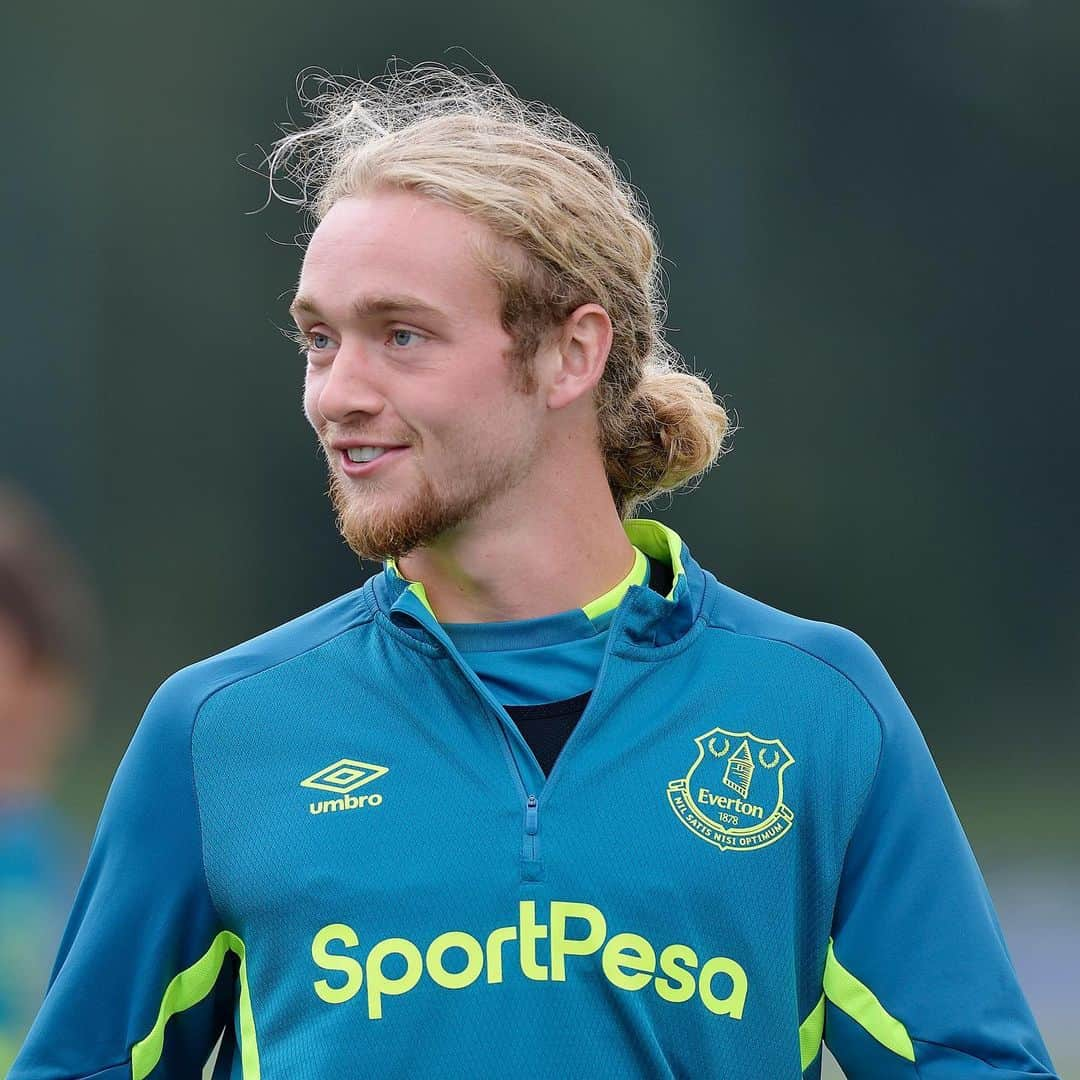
[622,518,684,600]
[581,545,648,620]
[385,519,683,619]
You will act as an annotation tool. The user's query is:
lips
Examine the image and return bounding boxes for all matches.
[338,446,409,477]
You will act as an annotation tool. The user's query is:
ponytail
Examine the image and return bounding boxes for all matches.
[600,360,732,519]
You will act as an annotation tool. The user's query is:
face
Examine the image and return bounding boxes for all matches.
[293,190,547,562]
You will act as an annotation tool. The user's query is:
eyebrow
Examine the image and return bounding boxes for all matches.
[288,293,447,322]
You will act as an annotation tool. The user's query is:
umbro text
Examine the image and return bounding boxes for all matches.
[309,792,384,815]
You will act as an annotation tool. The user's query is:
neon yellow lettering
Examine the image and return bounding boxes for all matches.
[311,923,363,1004]
[698,955,747,1018]
[655,943,699,1003]
[550,901,606,982]
[310,901,749,1022]
[426,931,484,990]
[485,925,517,984]
[696,788,765,819]
[601,932,655,991]
[519,900,549,981]
[366,937,422,1020]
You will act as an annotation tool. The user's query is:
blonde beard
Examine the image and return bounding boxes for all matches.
[326,452,522,563]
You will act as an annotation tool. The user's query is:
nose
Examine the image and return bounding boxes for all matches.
[310,343,386,426]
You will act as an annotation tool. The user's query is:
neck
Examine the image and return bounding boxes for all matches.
[397,473,635,624]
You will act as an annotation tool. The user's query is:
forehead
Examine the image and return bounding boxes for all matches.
[297,190,498,321]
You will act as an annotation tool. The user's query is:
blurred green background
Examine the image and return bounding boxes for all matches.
[3,1,1076,1074]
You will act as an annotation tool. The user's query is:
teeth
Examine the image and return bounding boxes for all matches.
[347,446,389,463]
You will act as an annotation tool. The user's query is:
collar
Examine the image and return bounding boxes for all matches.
[386,543,650,622]
[371,518,704,651]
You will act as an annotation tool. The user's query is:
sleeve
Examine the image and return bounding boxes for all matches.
[8,673,235,1079]
[819,643,1058,1078]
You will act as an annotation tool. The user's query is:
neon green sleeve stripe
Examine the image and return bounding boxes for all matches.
[131,929,260,1080]
[798,993,825,1071]
[582,546,648,620]
[823,939,915,1062]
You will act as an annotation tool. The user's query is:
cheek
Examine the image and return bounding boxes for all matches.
[302,372,323,431]
[455,390,538,458]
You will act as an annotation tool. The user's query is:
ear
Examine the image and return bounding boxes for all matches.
[544,304,613,410]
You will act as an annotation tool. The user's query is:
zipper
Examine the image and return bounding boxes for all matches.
[524,793,539,860]
[396,606,545,867]
[454,600,634,870]
[390,589,636,877]
[456,663,543,869]
[536,596,632,801]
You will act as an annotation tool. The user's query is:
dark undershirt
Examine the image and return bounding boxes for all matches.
[504,555,674,776]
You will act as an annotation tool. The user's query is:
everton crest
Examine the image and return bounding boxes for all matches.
[667,728,795,852]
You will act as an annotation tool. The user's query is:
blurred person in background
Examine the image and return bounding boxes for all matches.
[0,485,96,1070]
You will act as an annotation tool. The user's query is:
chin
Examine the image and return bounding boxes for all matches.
[328,457,493,563]
[333,493,431,562]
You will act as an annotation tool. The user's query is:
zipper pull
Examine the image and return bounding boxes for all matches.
[525,794,539,836]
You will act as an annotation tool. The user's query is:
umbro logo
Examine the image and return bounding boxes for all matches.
[301,758,388,816]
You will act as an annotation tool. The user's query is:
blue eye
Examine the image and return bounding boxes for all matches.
[391,329,419,347]
[311,332,331,350]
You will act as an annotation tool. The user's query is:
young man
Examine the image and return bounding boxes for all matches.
[12,65,1057,1079]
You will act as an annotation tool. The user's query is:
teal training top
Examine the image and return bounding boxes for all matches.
[10,519,1057,1079]
[403,543,651,706]
[443,604,612,704]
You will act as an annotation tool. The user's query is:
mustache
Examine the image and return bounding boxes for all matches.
[320,434,414,452]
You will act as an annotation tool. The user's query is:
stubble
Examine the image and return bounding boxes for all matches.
[325,439,530,563]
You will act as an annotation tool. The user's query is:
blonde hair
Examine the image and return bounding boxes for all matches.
[264,62,732,518]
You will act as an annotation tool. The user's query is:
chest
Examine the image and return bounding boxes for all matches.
[193,647,865,955]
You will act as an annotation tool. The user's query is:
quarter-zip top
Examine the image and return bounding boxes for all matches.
[10,521,1058,1080]
[377,519,695,882]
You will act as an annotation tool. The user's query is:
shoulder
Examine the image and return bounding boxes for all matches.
[139,585,374,743]
[702,574,910,738]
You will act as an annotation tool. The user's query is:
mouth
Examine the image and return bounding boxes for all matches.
[338,446,410,477]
